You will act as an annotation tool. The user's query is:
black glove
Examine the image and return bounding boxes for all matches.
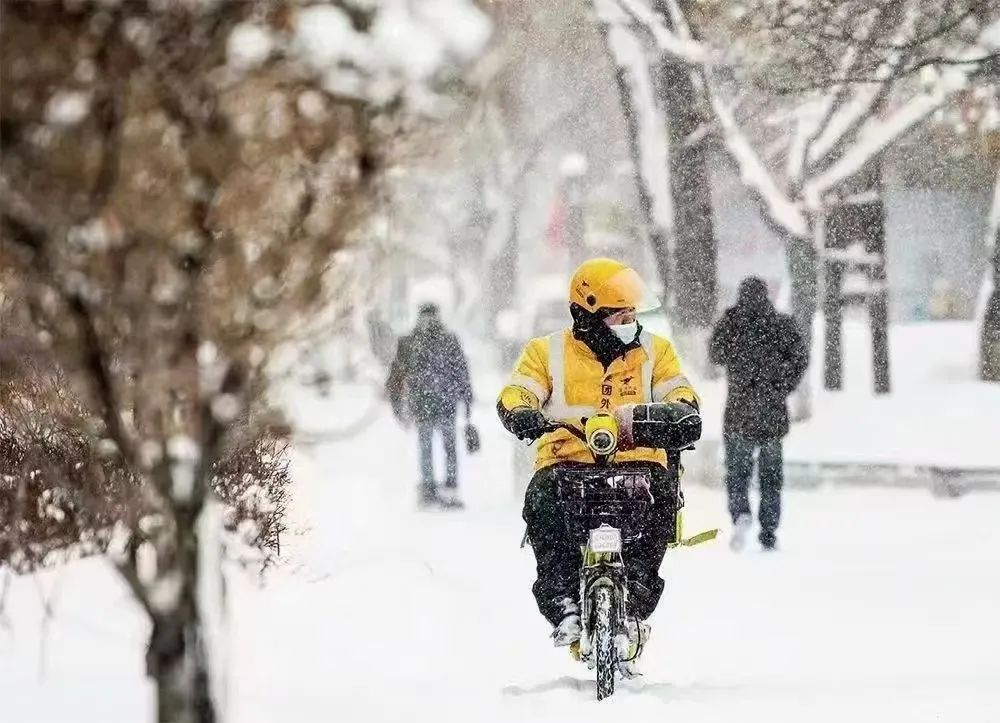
[629,402,702,451]
[505,407,549,442]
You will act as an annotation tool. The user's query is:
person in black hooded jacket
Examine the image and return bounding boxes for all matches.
[709,277,808,550]
[386,303,473,508]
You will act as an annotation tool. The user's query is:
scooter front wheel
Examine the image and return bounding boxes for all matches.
[592,585,616,700]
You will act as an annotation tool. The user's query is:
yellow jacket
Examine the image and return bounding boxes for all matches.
[498,329,698,470]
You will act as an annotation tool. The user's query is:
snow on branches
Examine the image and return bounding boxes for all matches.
[289,0,490,109]
[0,350,290,574]
[616,0,1000,239]
[594,0,674,234]
[0,1,487,720]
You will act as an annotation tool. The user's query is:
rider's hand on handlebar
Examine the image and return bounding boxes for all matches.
[507,408,549,442]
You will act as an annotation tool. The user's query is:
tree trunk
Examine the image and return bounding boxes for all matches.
[653,0,717,372]
[823,255,844,391]
[609,62,672,305]
[870,278,891,394]
[146,507,216,723]
[653,58,716,331]
[485,185,523,334]
[982,234,1000,382]
[786,232,818,420]
[595,0,716,368]
[593,7,673,309]
[862,166,890,395]
[825,161,890,394]
[981,168,1000,382]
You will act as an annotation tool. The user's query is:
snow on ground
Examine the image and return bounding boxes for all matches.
[2,377,999,722]
[1,320,997,720]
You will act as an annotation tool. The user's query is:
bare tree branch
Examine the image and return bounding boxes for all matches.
[704,78,809,237]
[0,175,60,253]
[796,1,904,180]
[113,540,156,619]
[64,294,142,470]
[766,52,1000,94]
[803,88,948,205]
[614,0,712,64]
[89,9,127,212]
[770,1,984,52]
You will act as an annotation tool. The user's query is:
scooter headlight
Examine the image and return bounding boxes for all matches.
[589,429,617,456]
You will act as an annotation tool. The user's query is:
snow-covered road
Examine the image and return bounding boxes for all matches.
[3,403,999,722]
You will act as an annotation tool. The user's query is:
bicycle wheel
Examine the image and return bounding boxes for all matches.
[592,585,616,700]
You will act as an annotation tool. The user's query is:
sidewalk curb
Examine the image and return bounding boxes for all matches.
[684,438,1000,497]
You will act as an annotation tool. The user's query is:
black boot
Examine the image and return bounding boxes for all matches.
[437,486,464,510]
[418,482,439,508]
[759,529,778,551]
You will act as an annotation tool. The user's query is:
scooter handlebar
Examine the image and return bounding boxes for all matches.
[540,419,587,442]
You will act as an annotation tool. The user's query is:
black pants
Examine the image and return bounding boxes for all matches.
[724,436,783,542]
[417,415,458,490]
[522,462,679,627]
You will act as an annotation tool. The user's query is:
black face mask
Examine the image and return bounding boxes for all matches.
[570,303,641,369]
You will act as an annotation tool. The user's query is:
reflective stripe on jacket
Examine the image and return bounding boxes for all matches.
[498,328,698,470]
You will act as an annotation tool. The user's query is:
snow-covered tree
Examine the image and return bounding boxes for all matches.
[594,0,719,372]
[612,0,1000,410]
[0,1,488,721]
[594,1,673,312]
[0,347,289,574]
[982,163,1000,380]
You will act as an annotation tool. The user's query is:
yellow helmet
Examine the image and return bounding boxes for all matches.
[569,258,658,313]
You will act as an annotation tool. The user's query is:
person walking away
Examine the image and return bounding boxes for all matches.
[709,277,808,551]
[386,303,473,509]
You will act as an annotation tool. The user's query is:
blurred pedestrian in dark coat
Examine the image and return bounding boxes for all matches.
[709,278,808,550]
[386,303,473,507]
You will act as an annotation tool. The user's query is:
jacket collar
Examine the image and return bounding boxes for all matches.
[564,328,648,367]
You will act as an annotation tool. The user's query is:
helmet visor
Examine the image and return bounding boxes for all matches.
[594,267,661,313]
